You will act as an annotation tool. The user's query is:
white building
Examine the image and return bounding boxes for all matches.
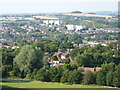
[88,41,99,47]
[76,25,86,31]
[66,25,76,30]
[43,20,63,25]
[66,25,86,31]
[49,20,54,24]
[43,20,49,24]
[54,20,63,25]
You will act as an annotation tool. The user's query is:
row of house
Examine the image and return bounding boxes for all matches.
[2,45,19,49]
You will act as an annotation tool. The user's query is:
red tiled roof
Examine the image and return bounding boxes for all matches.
[79,67,101,72]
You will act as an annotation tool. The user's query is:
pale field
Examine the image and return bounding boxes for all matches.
[24,17,35,21]
[0,17,24,21]
[64,13,113,18]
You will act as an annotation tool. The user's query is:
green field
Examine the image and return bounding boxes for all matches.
[1,80,119,89]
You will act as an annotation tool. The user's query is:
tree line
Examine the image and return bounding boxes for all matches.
[2,42,120,88]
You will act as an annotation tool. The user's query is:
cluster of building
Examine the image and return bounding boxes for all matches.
[66,25,86,31]
[73,40,117,48]
[44,51,71,66]
[44,51,102,72]
[82,28,118,34]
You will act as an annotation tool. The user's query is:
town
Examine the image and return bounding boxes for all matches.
[1,11,120,88]
[1,12,118,67]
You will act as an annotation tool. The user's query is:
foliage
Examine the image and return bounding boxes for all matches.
[52,55,58,61]
[14,45,43,78]
[67,70,83,84]
[82,70,94,85]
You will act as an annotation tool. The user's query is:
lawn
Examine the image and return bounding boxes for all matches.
[83,40,88,43]
[1,80,119,89]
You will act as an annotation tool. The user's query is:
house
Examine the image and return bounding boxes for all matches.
[3,45,11,48]
[49,60,65,66]
[66,25,76,30]
[11,46,19,49]
[116,44,120,51]
[76,25,86,31]
[79,67,101,72]
[44,52,51,60]
[54,52,62,58]
[54,52,70,60]
[61,53,70,59]
[88,41,100,47]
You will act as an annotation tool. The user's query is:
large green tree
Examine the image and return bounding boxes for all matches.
[14,45,43,78]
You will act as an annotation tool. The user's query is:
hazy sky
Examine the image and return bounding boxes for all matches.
[0,0,119,14]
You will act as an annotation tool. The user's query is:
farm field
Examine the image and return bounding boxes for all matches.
[64,13,113,18]
[1,80,119,89]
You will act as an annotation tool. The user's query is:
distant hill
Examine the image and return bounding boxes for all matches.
[71,11,82,13]
[88,12,95,14]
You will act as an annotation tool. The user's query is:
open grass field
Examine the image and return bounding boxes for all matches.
[1,80,119,89]
[64,13,113,18]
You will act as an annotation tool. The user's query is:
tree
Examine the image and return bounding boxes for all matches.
[76,54,92,67]
[70,64,78,70]
[106,71,114,86]
[113,64,120,87]
[59,42,73,51]
[32,42,44,51]
[74,38,83,44]
[82,70,94,85]
[68,34,83,44]
[67,70,83,84]
[52,55,58,61]
[14,45,43,78]
[2,65,12,77]
[49,66,63,82]
[35,68,50,82]
[93,53,104,67]
[44,43,58,53]
[70,48,80,60]
[2,48,14,66]
[96,70,107,86]
[26,69,38,80]
[42,56,49,66]
[62,58,70,64]
[60,70,69,83]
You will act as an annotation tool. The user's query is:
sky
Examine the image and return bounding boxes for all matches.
[0,0,119,14]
